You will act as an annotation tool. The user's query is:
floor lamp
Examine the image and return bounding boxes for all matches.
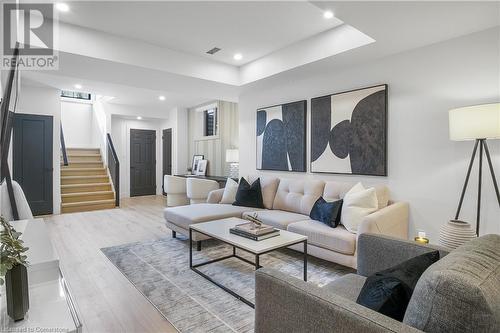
[446,103,500,243]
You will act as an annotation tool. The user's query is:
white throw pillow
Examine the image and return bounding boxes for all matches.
[220,178,239,204]
[341,183,378,234]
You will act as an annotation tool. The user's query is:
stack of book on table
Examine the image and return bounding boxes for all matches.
[229,222,280,241]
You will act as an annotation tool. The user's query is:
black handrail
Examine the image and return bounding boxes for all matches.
[60,123,69,166]
[0,44,20,220]
[106,133,120,207]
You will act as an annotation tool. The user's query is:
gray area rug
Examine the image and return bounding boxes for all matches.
[101,236,354,333]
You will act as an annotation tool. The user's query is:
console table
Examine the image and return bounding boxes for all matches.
[0,219,82,332]
[174,174,237,187]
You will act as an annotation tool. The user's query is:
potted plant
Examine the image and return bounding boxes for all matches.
[0,215,29,321]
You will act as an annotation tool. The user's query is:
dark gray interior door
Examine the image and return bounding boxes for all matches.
[130,129,156,196]
[162,128,172,195]
[13,113,53,215]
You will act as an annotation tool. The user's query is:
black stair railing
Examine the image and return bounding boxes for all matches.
[60,123,69,166]
[107,133,120,207]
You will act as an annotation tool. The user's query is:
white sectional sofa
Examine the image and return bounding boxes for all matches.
[164,176,408,268]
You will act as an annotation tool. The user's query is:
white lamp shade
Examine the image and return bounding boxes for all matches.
[225,149,239,163]
[449,103,500,141]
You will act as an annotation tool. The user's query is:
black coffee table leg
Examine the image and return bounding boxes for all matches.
[303,240,308,281]
[189,228,193,268]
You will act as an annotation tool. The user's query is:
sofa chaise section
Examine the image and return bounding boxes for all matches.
[164,203,261,241]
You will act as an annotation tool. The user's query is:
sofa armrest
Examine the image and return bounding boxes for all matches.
[255,268,420,333]
[359,201,409,239]
[206,188,224,203]
[357,233,450,277]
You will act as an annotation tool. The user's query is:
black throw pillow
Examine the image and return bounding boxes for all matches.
[309,197,343,228]
[232,178,265,208]
[356,251,440,322]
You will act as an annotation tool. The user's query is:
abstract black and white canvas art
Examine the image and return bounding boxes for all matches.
[311,85,387,176]
[256,100,306,172]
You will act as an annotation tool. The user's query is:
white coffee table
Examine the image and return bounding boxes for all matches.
[189,217,308,308]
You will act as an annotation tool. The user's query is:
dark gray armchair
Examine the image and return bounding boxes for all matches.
[255,233,500,333]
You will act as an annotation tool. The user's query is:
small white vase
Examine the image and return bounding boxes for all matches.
[439,220,477,250]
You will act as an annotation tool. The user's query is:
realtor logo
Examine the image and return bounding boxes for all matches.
[2,2,58,69]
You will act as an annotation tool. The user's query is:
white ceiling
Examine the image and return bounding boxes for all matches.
[55,1,343,66]
[16,1,500,112]
[22,70,210,110]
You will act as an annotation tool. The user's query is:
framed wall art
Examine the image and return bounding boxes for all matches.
[310,84,387,176]
[256,100,306,172]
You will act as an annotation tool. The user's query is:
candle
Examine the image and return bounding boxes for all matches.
[414,232,429,244]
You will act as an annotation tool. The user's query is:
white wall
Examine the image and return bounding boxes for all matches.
[91,100,110,165]
[15,84,62,214]
[61,100,93,148]
[187,101,239,176]
[172,107,189,175]
[239,28,500,241]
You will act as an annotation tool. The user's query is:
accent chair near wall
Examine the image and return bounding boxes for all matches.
[186,178,219,204]
[164,175,189,207]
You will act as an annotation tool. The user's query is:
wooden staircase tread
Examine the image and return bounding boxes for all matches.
[62,190,114,197]
[61,167,106,171]
[61,199,116,207]
[61,175,109,179]
[62,161,104,164]
[61,163,104,166]
[66,153,101,158]
[61,182,111,188]
[60,147,116,213]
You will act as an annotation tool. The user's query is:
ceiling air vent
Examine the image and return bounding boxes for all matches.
[206,47,221,55]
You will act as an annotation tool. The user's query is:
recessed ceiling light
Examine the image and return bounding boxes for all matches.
[74,84,82,89]
[137,116,142,120]
[159,96,166,101]
[233,53,243,61]
[323,10,334,19]
[56,3,70,12]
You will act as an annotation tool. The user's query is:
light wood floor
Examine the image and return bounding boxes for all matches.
[45,195,178,333]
